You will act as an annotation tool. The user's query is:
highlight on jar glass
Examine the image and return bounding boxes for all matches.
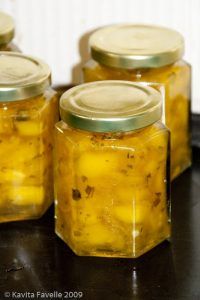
[0,11,19,51]
[0,52,58,223]
[54,80,171,258]
[83,24,191,180]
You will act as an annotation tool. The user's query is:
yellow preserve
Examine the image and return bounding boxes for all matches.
[55,81,170,258]
[0,11,20,51]
[0,52,58,222]
[83,24,191,180]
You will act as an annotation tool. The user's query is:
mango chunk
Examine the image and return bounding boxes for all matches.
[9,186,44,206]
[135,203,149,224]
[116,186,135,203]
[78,223,124,249]
[77,152,118,177]
[15,120,43,136]
[0,119,14,134]
[0,169,25,184]
[114,206,133,223]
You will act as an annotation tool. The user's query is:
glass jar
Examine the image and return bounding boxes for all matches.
[83,24,191,180]
[0,11,20,51]
[55,81,170,258]
[0,52,58,222]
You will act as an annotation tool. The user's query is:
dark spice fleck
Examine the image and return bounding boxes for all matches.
[146,173,151,182]
[113,133,124,139]
[102,132,124,140]
[91,135,98,143]
[72,188,81,200]
[101,134,111,140]
[85,185,95,197]
[127,164,133,169]
[48,143,53,150]
[74,230,81,237]
[81,175,88,182]
[33,154,43,160]
[121,169,128,175]
[15,110,29,121]
[155,192,162,197]
[127,153,134,159]
[153,198,161,207]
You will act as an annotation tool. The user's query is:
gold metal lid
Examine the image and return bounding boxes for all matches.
[0,11,15,45]
[0,52,51,101]
[60,81,162,132]
[90,24,184,69]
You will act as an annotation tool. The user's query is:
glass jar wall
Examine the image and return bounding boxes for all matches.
[55,81,170,258]
[83,24,191,180]
[0,52,58,222]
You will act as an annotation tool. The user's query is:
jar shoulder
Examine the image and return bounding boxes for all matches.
[55,120,169,150]
[83,59,191,83]
[0,88,58,118]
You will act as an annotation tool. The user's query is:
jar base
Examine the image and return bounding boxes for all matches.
[172,159,192,180]
[0,203,52,223]
[56,229,171,259]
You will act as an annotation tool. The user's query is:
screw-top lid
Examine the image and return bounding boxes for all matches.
[90,24,184,69]
[60,81,162,132]
[0,52,51,101]
[0,11,15,45]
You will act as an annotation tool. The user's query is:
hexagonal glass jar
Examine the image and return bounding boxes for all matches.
[55,81,170,258]
[0,11,20,52]
[83,24,191,180]
[0,52,58,222]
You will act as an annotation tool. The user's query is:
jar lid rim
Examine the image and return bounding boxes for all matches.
[0,52,51,102]
[60,81,162,132]
[90,24,184,69]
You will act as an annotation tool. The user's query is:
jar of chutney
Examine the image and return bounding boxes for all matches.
[55,80,170,258]
[83,24,191,180]
[0,52,58,222]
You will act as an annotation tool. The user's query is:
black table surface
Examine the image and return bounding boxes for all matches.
[0,150,200,300]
